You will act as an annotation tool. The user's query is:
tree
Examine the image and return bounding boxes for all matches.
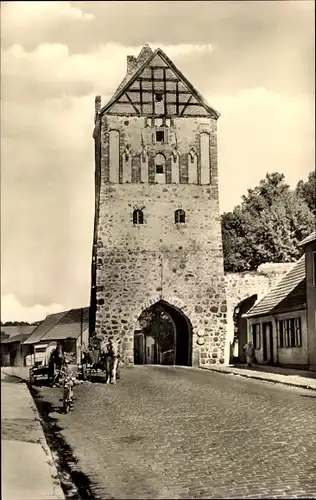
[295,171,316,215]
[222,172,314,272]
[1,331,9,341]
[1,321,31,326]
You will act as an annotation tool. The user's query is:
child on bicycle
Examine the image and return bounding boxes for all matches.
[60,353,83,407]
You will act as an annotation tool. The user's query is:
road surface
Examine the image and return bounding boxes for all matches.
[32,365,316,499]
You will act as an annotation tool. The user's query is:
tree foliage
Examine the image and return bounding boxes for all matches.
[1,331,10,341]
[295,170,316,215]
[222,172,314,272]
[1,321,31,326]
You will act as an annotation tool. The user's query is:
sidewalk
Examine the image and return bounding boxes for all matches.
[1,369,65,500]
[201,363,316,390]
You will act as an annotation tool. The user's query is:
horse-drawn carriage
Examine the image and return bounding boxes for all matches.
[79,337,121,384]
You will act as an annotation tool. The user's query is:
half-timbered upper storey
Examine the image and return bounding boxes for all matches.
[100,44,219,119]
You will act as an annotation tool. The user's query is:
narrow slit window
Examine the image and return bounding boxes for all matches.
[133,209,144,225]
[175,209,185,224]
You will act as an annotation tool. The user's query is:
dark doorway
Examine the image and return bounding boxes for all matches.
[232,295,258,363]
[262,322,273,363]
[134,300,192,366]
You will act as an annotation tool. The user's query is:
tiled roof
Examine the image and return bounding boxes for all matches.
[0,325,36,339]
[41,307,89,342]
[244,255,306,318]
[23,311,68,344]
[298,231,316,247]
[1,332,31,344]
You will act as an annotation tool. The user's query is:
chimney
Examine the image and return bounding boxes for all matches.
[95,95,101,121]
[127,55,137,75]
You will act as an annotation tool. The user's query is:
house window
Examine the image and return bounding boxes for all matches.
[133,209,143,225]
[156,131,164,143]
[251,323,261,350]
[165,118,171,128]
[313,252,316,287]
[156,165,164,174]
[155,92,163,102]
[175,209,185,224]
[278,318,302,347]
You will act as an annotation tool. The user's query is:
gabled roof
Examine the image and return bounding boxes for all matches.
[1,332,31,344]
[100,45,220,119]
[40,307,89,342]
[23,310,68,344]
[244,255,306,318]
[0,325,36,339]
[298,231,316,247]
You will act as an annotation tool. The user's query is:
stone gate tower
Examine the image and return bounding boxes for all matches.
[90,44,227,366]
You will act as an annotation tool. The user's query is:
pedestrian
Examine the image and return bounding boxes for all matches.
[243,341,255,367]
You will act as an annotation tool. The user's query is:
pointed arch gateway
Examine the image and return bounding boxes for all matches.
[134,300,193,366]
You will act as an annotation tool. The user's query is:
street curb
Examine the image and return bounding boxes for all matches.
[27,385,65,500]
[200,366,316,391]
[1,369,65,499]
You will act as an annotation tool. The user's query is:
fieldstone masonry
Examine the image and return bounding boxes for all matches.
[91,45,227,366]
[224,263,294,362]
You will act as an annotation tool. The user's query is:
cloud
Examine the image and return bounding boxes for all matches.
[1,0,314,319]
[1,42,217,102]
[1,293,65,323]
[212,88,315,212]
[1,1,94,49]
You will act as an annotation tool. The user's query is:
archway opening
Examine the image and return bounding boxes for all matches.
[134,300,192,366]
[232,294,257,363]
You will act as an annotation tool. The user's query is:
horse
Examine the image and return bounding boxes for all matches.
[100,338,121,384]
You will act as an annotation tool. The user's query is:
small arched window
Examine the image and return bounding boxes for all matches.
[133,209,144,225]
[175,209,185,224]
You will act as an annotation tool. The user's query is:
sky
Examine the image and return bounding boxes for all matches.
[1,1,315,323]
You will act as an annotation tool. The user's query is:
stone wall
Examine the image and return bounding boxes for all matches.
[94,112,227,367]
[224,263,294,361]
[95,182,227,366]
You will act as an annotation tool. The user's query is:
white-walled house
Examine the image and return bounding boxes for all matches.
[243,244,312,370]
[24,308,89,366]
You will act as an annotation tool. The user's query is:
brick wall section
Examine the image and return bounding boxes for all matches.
[95,113,226,366]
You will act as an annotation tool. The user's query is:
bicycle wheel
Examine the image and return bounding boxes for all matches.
[63,387,70,413]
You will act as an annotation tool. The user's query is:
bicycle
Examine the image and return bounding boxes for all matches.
[62,373,75,413]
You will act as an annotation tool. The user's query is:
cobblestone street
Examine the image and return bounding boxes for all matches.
[32,366,316,499]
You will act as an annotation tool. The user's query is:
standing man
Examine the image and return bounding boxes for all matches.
[244,341,255,368]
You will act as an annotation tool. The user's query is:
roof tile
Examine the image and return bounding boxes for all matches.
[40,307,89,342]
[23,311,68,344]
[244,255,306,318]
